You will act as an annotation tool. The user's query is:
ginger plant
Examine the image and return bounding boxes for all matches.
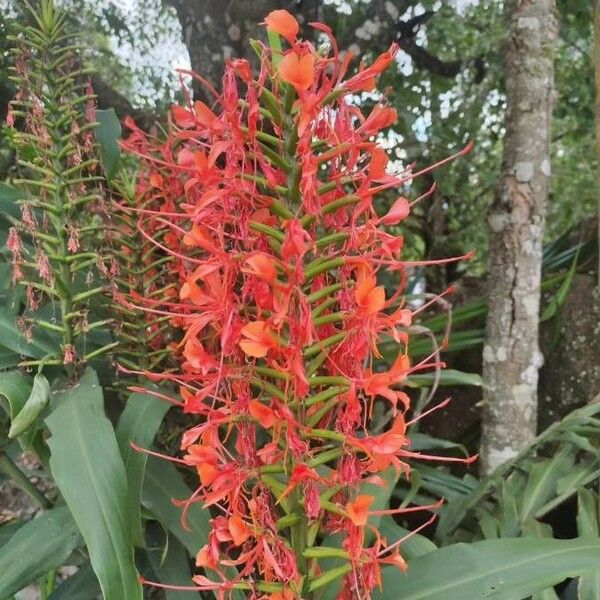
[6,0,114,375]
[123,11,473,599]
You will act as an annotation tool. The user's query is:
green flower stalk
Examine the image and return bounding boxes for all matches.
[6,0,114,375]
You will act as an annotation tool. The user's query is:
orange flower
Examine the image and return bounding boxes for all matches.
[346,495,374,526]
[239,321,278,358]
[243,254,277,283]
[264,10,299,45]
[355,275,385,315]
[171,100,217,129]
[362,353,411,410]
[279,52,315,92]
[248,399,276,428]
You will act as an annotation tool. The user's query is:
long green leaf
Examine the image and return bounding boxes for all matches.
[115,388,171,546]
[374,537,600,600]
[46,368,142,600]
[0,506,81,599]
[519,447,575,522]
[0,371,31,420]
[378,515,437,559]
[0,313,57,358]
[0,183,23,219]
[0,370,37,447]
[142,457,210,556]
[142,458,242,600]
[8,373,49,438]
[145,525,198,600]
[0,522,22,548]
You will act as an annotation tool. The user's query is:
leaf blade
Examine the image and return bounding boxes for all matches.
[0,507,81,599]
[374,537,600,600]
[46,368,142,600]
[115,388,171,546]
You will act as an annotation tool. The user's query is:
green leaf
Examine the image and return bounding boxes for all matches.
[540,245,579,322]
[48,563,101,600]
[0,371,32,421]
[378,515,437,559]
[0,370,37,447]
[0,349,21,370]
[577,489,600,600]
[0,506,81,599]
[46,368,142,600]
[0,521,23,548]
[0,183,23,219]
[142,457,210,557]
[8,373,49,438]
[521,519,560,600]
[0,313,58,359]
[115,388,171,546]
[142,458,240,600]
[518,447,576,522]
[405,369,485,388]
[145,525,198,600]
[374,537,600,600]
[95,108,122,179]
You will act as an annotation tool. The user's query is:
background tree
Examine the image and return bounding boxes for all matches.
[480,0,558,473]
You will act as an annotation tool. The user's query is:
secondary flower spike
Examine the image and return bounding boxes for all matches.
[121,9,474,599]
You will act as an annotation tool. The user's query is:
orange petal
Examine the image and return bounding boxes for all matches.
[244,254,277,283]
[391,353,410,378]
[365,286,385,315]
[228,515,250,546]
[197,462,218,486]
[239,339,270,358]
[279,52,315,91]
[171,104,195,128]
[347,494,374,526]
[264,9,299,44]
[193,100,217,127]
[369,146,389,178]
[241,321,266,340]
[380,197,410,225]
[249,400,276,428]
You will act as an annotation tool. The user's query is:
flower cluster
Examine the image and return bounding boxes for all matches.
[6,5,112,372]
[123,11,472,599]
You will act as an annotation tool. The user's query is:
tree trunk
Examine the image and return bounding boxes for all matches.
[167,0,321,102]
[480,0,558,474]
[595,0,600,291]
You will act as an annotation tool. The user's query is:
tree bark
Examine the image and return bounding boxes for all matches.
[480,0,558,474]
[166,0,322,102]
[595,0,600,291]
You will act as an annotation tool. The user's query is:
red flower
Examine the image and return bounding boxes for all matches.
[123,13,474,599]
